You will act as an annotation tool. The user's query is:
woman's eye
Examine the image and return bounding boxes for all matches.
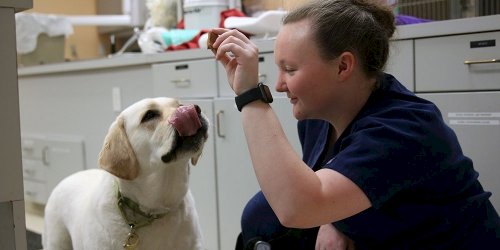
[141,110,161,123]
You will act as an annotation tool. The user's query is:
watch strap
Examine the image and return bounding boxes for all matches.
[234,83,273,112]
[235,87,262,111]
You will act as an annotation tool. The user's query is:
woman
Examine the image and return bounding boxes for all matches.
[210,0,499,249]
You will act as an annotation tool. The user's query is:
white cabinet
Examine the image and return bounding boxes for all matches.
[214,97,302,250]
[180,98,219,250]
[21,136,85,204]
[417,92,500,211]
[153,58,221,249]
[414,30,500,212]
[415,31,500,92]
[217,53,287,98]
[387,40,414,91]
[153,59,218,98]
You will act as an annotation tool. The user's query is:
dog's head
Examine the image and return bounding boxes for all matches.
[98,97,209,180]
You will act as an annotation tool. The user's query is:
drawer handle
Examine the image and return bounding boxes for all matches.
[42,146,50,166]
[24,169,36,176]
[258,73,267,83]
[26,191,37,197]
[171,79,191,88]
[464,59,500,65]
[216,110,225,138]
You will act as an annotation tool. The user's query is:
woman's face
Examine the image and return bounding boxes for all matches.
[274,19,340,120]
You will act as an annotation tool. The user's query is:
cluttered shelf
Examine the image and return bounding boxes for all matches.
[17,14,500,77]
[15,0,500,69]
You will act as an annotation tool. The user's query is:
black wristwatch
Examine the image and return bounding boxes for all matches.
[235,82,273,112]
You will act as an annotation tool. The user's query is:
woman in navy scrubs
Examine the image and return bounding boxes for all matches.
[210,0,500,249]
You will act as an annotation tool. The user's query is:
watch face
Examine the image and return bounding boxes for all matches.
[259,83,273,103]
[254,241,271,250]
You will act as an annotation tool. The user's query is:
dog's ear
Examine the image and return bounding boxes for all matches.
[190,151,203,166]
[98,117,140,180]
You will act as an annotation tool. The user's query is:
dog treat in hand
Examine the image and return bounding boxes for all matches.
[169,105,202,136]
[207,31,218,53]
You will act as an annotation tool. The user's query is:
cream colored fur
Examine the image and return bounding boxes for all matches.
[43,97,207,250]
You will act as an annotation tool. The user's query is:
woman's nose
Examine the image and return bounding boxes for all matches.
[275,74,287,93]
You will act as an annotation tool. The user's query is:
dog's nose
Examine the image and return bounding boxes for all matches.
[194,104,201,114]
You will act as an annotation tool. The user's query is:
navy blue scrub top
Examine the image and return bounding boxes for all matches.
[299,73,500,249]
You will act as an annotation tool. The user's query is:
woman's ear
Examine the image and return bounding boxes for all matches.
[337,51,355,81]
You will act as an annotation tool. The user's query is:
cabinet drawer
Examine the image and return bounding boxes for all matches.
[153,59,217,98]
[218,53,284,97]
[386,40,414,92]
[21,138,46,160]
[22,158,46,181]
[24,180,48,204]
[415,31,500,92]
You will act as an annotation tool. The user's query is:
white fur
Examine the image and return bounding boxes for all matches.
[43,97,207,250]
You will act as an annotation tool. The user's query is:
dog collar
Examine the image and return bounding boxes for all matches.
[117,190,168,228]
[115,183,169,248]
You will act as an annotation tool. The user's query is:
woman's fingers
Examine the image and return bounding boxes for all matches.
[209,28,260,93]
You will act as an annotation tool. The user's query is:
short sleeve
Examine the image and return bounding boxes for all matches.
[325,104,459,209]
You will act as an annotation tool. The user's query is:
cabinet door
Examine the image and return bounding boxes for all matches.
[387,40,414,92]
[418,92,500,211]
[214,97,302,250]
[21,135,86,204]
[180,98,219,250]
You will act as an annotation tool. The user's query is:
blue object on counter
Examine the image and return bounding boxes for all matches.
[161,29,200,47]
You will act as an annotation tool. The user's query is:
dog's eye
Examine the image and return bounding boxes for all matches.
[141,110,161,123]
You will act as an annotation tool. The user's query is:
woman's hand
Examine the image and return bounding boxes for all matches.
[209,28,260,95]
[315,224,355,250]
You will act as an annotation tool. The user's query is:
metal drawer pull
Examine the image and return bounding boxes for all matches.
[24,169,36,176]
[216,110,225,138]
[42,146,50,166]
[258,73,267,83]
[171,79,191,88]
[463,59,500,65]
[26,191,37,197]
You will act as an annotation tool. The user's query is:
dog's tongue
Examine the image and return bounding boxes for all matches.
[168,105,202,137]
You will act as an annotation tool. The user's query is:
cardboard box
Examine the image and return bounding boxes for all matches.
[17,33,65,67]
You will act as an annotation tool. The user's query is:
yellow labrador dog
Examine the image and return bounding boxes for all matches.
[43,97,208,250]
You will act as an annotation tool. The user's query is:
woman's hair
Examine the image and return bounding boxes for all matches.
[283,0,396,78]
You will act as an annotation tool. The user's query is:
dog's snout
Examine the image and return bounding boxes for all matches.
[194,105,201,114]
